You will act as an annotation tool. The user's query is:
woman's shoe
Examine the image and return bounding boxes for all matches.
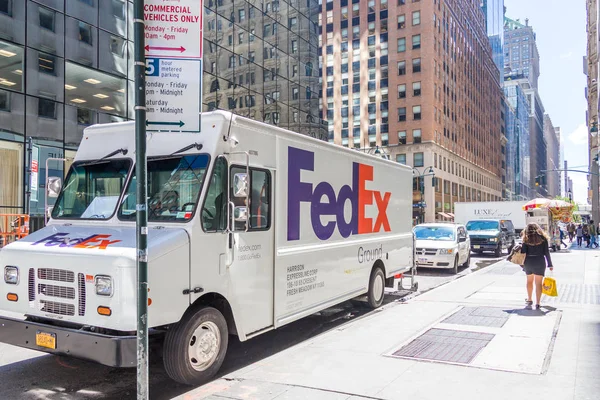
[535,304,541,310]
[525,300,533,309]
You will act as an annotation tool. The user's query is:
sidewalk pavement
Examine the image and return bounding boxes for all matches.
[174,246,600,400]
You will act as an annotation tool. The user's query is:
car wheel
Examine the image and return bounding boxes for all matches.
[366,266,386,309]
[494,245,502,257]
[163,307,229,386]
[453,255,459,274]
[462,252,470,268]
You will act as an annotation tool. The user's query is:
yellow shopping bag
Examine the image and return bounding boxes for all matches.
[542,276,558,297]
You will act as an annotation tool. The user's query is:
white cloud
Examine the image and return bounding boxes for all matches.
[559,52,573,59]
[568,124,589,145]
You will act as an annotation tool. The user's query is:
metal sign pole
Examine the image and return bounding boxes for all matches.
[133,0,149,398]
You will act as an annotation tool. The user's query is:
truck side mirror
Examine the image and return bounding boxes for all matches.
[234,206,248,222]
[47,177,62,198]
[233,173,249,198]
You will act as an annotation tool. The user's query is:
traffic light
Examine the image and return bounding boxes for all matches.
[535,175,546,187]
[535,176,540,187]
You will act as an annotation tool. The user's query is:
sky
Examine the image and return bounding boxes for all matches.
[503,0,588,203]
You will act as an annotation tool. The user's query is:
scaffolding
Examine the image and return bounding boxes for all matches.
[0,214,30,248]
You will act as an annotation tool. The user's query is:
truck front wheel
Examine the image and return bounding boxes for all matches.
[163,306,229,385]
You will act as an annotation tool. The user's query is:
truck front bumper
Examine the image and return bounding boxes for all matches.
[471,243,499,251]
[0,316,136,367]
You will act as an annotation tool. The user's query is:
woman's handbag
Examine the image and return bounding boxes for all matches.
[510,251,526,266]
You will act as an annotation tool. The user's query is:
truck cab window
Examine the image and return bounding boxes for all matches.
[119,154,209,222]
[202,157,228,232]
[230,167,271,231]
[52,159,131,220]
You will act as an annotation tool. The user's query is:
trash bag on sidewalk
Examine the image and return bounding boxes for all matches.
[542,276,558,297]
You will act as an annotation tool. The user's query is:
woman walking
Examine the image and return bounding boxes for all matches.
[520,223,553,310]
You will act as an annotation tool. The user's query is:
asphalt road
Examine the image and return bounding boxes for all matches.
[0,252,505,400]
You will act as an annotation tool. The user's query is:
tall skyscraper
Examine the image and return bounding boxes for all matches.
[481,0,505,82]
[320,0,504,223]
[504,17,540,89]
[0,0,323,228]
[544,115,561,198]
[504,16,548,197]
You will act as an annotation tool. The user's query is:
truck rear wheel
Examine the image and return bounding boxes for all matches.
[367,266,386,309]
[163,306,228,385]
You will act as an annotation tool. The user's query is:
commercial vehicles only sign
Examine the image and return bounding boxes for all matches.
[144,0,203,133]
[143,1,203,59]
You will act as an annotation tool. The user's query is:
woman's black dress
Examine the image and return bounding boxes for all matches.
[521,239,553,276]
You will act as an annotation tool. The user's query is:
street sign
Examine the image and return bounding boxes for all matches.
[30,146,39,202]
[145,58,201,132]
[143,1,203,59]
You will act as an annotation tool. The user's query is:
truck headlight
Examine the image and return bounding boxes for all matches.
[95,275,113,296]
[4,266,18,284]
[439,249,454,255]
[489,238,498,243]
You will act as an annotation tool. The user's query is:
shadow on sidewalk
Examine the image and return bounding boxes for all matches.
[503,305,557,317]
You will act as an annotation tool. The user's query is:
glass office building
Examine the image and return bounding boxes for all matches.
[481,0,504,83]
[0,0,323,227]
[504,81,531,200]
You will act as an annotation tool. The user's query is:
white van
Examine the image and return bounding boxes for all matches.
[0,111,414,385]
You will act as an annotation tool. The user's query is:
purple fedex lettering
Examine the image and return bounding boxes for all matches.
[287,147,358,240]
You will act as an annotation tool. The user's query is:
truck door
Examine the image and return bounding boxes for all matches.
[228,166,275,335]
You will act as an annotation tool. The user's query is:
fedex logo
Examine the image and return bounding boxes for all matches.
[287,147,391,241]
[32,233,121,250]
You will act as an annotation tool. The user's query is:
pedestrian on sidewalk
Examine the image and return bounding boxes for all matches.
[559,228,568,249]
[567,223,575,242]
[520,223,554,310]
[576,224,584,247]
[589,220,599,248]
[583,223,591,248]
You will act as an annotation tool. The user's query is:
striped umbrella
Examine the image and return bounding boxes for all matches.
[522,198,551,211]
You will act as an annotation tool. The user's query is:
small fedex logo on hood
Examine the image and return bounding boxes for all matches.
[287,147,391,241]
[32,233,121,250]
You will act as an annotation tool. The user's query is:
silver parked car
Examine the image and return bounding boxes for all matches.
[413,223,471,274]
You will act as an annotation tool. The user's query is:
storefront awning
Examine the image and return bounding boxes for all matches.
[437,212,451,219]
[447,213,455,218]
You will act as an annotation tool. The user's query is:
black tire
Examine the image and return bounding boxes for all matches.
[462,252,470,269]
[367,266,386,309]
[494,245,502,257]
[453,256,459,274]
[163,307,229,386]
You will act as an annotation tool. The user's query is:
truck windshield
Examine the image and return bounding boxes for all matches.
[466,221,500,231]
[119,154,209,222]
[52,159,131,220]
[413,226,455,241]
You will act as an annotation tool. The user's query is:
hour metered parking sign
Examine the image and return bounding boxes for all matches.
[144,0,203,132]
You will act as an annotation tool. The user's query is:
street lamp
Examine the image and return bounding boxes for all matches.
[412,166,435,225]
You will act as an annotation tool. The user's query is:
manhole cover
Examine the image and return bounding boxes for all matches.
[442,307,510,328]
[543,284,600,305]
[391,329,494,364]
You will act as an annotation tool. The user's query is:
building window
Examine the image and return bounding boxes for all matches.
[78,21,93,45]
[398,61,406,75]
[397,84,406,98]
[397,38,406,52]
[412,34,421,49]
[0,0,11,16]
[39,7,55,32]
[399,131,406,144]
[413,129,421,143]
[0,89,10,111]
[413,105,421,120]
[397,15,405,29]
[413,58,421,72]
[412,11,420,25]
[112,0,125,20]
[398,107,406,122]
[78,0,94,5]
[289,17,297,29]
[39,54,56,75]
[414,152,424,167]
[397,154,406,164]
[77,108,93,125]
[398,0,405,4]
[38,98,57,119]
[292,87,299,100]
[413,81,421,96]
[291,40,298,53]
[110,36,125,57]
[239,9,246,21]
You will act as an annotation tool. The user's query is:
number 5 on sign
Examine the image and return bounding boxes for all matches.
[145,58,159,77]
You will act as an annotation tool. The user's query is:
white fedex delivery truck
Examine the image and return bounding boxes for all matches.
[0,111,414,385]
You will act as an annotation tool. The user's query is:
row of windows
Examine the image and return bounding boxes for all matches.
[397,82,421,98]
[397,35,421,52]
[396,152,423,167]
[398,59,422,74]
[397,106,422,121]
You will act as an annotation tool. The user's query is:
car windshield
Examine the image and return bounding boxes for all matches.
[413,226,455,241]
[466,221,500,231]
[52,159,131,220]
[119,154,209,222]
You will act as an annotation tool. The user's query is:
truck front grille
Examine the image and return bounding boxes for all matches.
[28,268,35,302]
[470,238,490,245]
[40,300,75,316]
[416,248,438,255]
[38,284,75,299]
[38,268,75,283]
[77,273,86,316]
